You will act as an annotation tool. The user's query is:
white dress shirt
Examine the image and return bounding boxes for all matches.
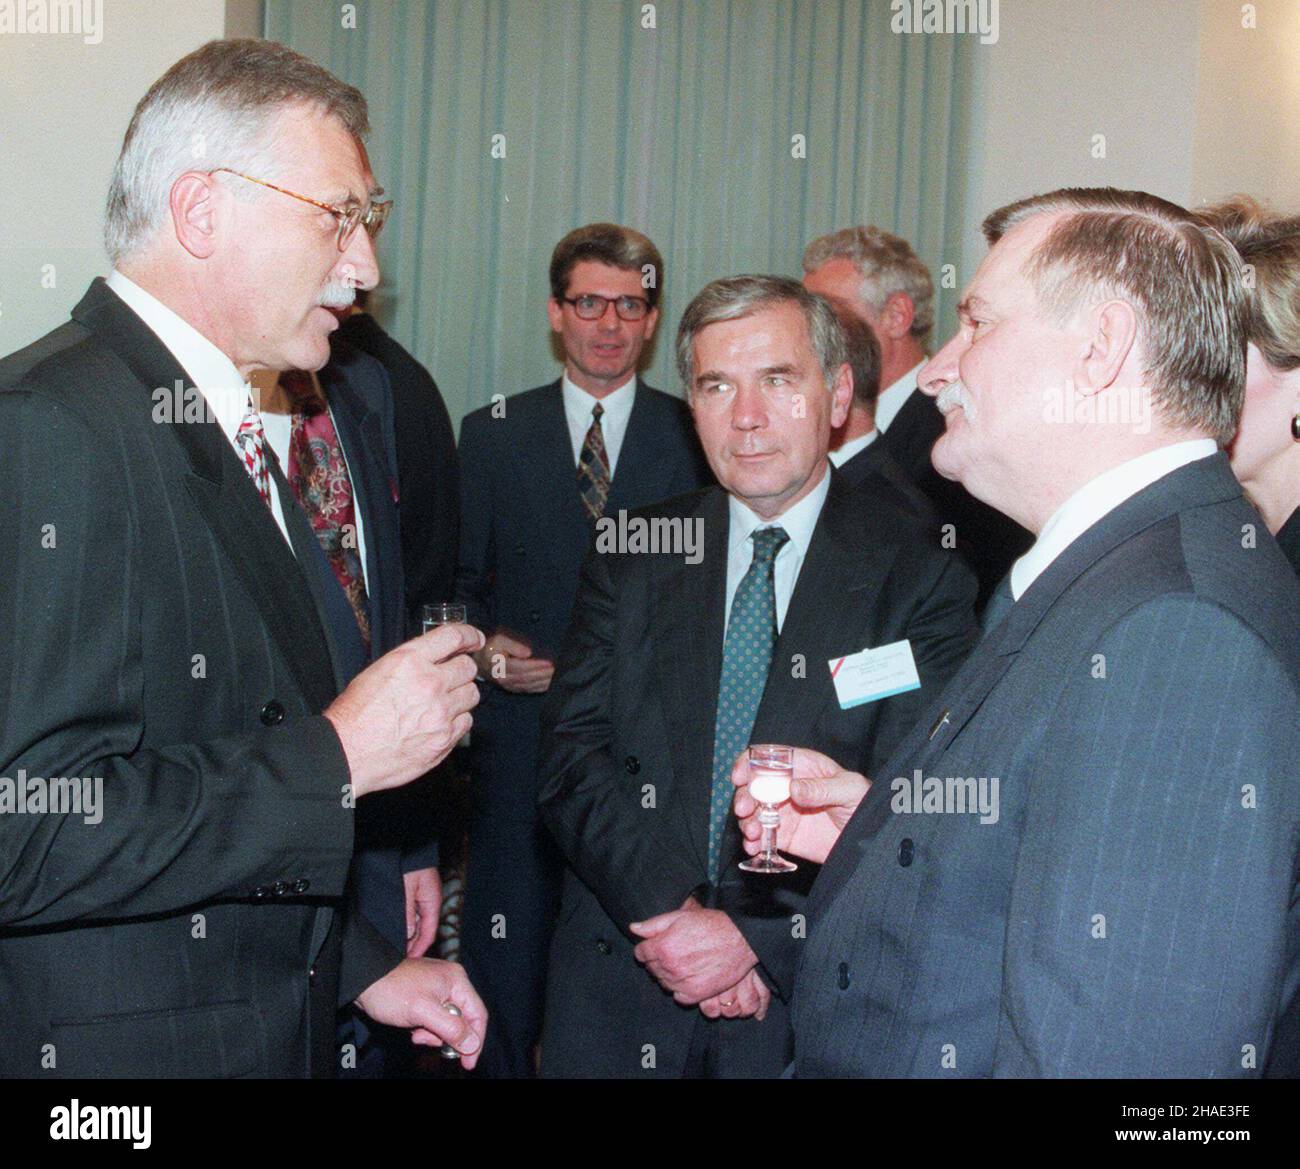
[106,269,294,550]
[828,428,879,468]
[259,375,369,592]
[724,463,832,634]
[1010,440,1218,599]
[873,360,926,434]
[562,372,636,476]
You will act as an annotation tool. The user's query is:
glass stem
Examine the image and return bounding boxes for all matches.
[758,804,780,860]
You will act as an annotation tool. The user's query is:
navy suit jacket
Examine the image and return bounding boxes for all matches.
[455,379,711,817]
[793,453,1300,1077]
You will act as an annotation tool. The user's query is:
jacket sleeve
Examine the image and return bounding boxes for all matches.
[0,389,357,929]
[538,546,703,932]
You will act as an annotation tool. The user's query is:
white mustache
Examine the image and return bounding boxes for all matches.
[316,282,357,310]
[936,380,975,421]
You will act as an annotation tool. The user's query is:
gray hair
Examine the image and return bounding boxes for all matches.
[984,187,1248,447]
[802,226,935,342]
[104,39,369,264]
[676,275,848,392]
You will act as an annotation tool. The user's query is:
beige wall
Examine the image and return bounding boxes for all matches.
[0,0,226,354]
[1192,0,1300,210]
[958,0,1300,291]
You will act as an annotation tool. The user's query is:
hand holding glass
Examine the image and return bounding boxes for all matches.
[739,744,797,874]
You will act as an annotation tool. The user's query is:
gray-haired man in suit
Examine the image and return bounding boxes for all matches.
[739,188,1300,1077]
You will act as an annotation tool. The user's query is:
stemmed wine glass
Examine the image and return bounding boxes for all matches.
[739,743,797,874]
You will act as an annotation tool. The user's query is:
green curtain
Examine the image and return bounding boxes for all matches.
[266,0,974,425]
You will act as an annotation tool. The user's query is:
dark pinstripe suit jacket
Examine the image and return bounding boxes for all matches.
[793,453,1300,1077]
[0,280,400,1077]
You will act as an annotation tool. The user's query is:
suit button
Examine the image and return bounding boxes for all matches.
[596,939,612,955]
[514,544,525,555]
[898,838,914,867]
[529,611,541,622]
[272,880,289,896]
[251,885,269,900]
[308,965,317,986]
[838,962,850,990]
[624,756,640,775]
[293,879,310,894]
[260,700,285,726]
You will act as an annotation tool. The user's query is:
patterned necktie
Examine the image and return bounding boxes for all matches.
[234,395,273,511]
[708,525,790,880]
[577,401,611,521]
[284,371,372,655]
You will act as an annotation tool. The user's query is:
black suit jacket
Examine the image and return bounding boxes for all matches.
[537,471,980,1076]
[879,386,1033,606]
[455,379,711,818]
[0,280,400,1077]
[335,311,460,627]
[835,437,936,521]
[794,454,1300,1077]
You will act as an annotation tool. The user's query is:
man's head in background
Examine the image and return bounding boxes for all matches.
[546,223,662,396]
[106,38,387,377]
[802,226,933,392]
[918,187,1246,532]
[827,303,881,449]
[678,275,851,520]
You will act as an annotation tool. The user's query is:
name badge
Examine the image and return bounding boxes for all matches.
[828,639,921,709]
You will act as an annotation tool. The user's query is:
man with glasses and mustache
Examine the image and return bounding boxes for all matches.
[454,222,710,1077]
[0,40,486,1077]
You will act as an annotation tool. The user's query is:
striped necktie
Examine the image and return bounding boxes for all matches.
[234,395,273,510]
[577,401,611,520]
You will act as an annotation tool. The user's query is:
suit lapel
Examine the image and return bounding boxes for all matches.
[718,473,905,871]
[71,279,339,714]
[526,381,591,539]
[652,488,729,874]
[605,379,661,514]
[322,365,401,656]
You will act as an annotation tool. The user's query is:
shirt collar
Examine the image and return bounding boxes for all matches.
[106,269,252,442]
[874,360,926,432]
[728,460,832,559]
[828,428,878,468]
[562,371,637,428]
[1010,439,1219,599]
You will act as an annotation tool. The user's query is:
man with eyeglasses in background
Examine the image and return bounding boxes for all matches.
[455,222,711,1077]
[0,39,486,1078]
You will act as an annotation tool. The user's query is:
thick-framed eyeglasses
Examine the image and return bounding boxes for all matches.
[561,294,652,321]
[211,168,392,250]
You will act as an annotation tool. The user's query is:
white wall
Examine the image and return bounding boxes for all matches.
[959,0,1300,291]
[0,0,227,355]
[1192,0,1300,210]
[960,0,1201,288]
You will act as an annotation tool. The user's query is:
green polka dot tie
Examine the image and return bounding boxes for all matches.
[708,525,789,881]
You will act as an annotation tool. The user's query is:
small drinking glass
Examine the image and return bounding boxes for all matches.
[739,744,797,874]
[421,602,467,633]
